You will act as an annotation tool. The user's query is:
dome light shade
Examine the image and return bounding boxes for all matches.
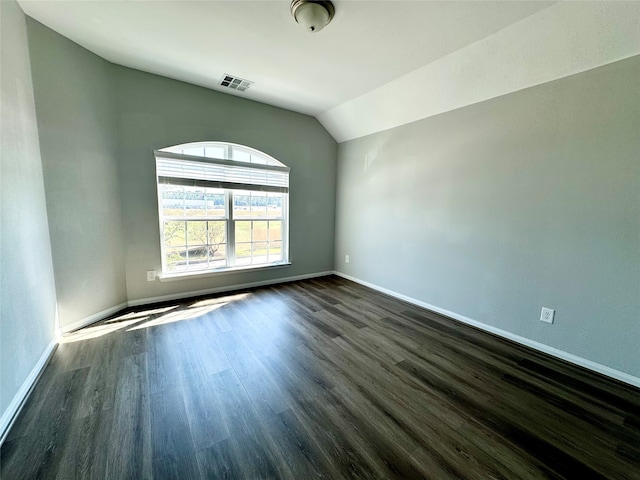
[291,1,335,33]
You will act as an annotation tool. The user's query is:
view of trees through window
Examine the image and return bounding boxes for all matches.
[158,163,288,273]
[161,186,286,272]
[156,141,289,275]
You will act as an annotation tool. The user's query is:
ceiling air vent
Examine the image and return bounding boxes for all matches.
[220,74,253,92]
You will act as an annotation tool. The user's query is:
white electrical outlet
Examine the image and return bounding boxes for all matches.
[146,270,156,282]
[540,307,555,324]
[345,254,350,264]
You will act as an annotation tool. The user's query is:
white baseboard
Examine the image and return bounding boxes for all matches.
[58,271,335,332]
[59,271,336,330]
[1,271,335,445]
[2,269,635,448]
[334,271,640,389]
[60,301,129,334]
[0,340,57,446]
[127,270,335,307]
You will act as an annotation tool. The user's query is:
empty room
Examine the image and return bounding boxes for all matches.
[1,0,639,478]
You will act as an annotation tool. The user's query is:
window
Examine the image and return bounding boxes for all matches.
[155,142,289,276]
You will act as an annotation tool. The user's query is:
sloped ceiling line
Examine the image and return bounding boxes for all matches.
[17,1,640,143]
[318,1,640,142]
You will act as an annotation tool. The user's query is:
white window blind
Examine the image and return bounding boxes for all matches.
[155,150,290,193]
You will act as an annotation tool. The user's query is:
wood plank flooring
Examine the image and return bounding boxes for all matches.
[2,275,639,479]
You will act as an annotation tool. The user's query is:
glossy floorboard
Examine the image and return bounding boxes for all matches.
[2,276,639,479]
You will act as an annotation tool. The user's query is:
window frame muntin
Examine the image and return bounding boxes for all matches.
[158,141,288,168]
[156,142,290,277]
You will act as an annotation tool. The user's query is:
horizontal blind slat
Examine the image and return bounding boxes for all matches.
[154,150,290,173]
[155,157,289,191]
[158,176,288,193]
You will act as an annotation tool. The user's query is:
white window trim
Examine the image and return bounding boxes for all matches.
[157,261,292,282]
[155,142,290,277]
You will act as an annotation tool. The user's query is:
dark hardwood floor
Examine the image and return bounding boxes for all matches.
[2,275,639,479]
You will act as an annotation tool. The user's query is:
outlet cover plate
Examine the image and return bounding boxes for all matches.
[147,270,156,282]
[540,307,555,324]
[345,254,350,264]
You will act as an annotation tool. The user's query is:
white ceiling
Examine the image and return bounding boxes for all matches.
[17,1,639,142]
[18,1,552,113]
[320,1,640,141]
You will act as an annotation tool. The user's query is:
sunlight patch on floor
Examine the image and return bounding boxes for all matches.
[190,292,249,308]
[127,303,229,331]
[60,319,141,343]
[106,305,179,323]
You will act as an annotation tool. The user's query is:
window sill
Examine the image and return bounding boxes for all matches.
[158,262,292,282]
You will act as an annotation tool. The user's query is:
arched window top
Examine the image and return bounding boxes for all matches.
[158,141,286,168]
[154,141,290,277]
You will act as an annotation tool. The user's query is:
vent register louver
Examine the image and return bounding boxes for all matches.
[219,74,253,92]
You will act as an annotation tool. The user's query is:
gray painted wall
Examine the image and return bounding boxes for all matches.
[0,0,57,418]
[335,56,640,377]
[26,20,127,329]
[114,67,337,302]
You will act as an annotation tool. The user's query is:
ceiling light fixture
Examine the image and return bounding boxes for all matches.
[290,0,335,33]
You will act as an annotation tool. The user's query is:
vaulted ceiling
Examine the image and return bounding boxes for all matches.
[18,1,640,142]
